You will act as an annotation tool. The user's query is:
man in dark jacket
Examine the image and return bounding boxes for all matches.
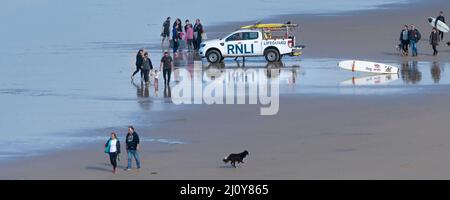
[399,25,410,55]
[435,11,445,40]
[408,25,421,57]
[161,17,171,48]
[193,19,204,50]
[125,126,141,170]
[430,27,440,56]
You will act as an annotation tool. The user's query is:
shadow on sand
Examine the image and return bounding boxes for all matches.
[85,163,127,172]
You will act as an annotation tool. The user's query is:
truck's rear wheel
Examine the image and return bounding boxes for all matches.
[206,49,222,63]
[264,49,280,62]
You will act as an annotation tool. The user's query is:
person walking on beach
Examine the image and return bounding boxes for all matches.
[185,23,194,52]
[125,126,141,170]
[409,25,421,57]
[160,51,174,86]
[142,52,153,85]
[399,25,410,56]
[131,49,144,80]
[172,24,180,55]
[430,27,440,56]
[161,17,171,48]
[193,19,204,50]
[435,11,445,40]
[105,132,121,174]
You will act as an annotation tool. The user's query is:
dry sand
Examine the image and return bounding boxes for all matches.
[2,0,450,179]
[3,91,450,180]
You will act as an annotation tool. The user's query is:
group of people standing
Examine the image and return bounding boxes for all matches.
[104,126,141,173]
[399,11,445,56]
[131,49,174,87]
[161,17,205,55]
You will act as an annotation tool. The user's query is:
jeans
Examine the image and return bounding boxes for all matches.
[195,37,202,50]
[410,40,417,56]
[187,39,194,51]
[163,69,172,85]
[127,150,141,168]
[142,69,150,83]
[172,39,179,53]
[432,45,438,55]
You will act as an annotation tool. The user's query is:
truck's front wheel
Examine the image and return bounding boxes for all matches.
[264,49,280,62]
[206,49,222,63]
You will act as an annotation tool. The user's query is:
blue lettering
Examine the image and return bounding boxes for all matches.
[242,44,254,54]
[227,45,235,54]
[236,44,243,54]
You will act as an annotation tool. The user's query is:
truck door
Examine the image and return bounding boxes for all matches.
[242,31,262,56]
[224,32,245,57]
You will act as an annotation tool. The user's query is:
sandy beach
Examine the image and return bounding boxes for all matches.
[2,0,450,179]
[3,91,450,179]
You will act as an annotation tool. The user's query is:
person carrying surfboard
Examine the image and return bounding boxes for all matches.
[409,25,421,57]
[436,11,445,40]
[429,27,440,56]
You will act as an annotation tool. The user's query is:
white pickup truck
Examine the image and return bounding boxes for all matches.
[199,23,304,63]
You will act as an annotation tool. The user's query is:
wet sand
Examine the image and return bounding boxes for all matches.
[2,0,450,179]
[3,92,450,179]
[208,0,450,62]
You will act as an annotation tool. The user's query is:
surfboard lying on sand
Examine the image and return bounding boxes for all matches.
[340,74,399,86]
[338,60,399,74]
[428,17,449,33]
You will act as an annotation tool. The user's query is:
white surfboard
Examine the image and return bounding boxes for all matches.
[338,60,399,74]
[428,17,449,33]
[340,74,399,86]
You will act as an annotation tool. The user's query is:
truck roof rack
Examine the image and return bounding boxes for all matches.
[240,23,298,30]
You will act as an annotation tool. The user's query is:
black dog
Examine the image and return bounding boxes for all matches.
[222,150,249,168]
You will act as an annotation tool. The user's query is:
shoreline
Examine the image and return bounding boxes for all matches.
[2,0,450,179]
[3,91,450,179]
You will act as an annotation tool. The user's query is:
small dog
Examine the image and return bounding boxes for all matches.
[396,43,407,56]
[447,42,450,46]
[222,150,249,168]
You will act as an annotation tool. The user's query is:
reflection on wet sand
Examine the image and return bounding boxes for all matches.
[201,61,300,85]
[401,60,422,84]
[132,80,148,98]
[431,61,441,84]
[164,86,171,98]
[340,74,399,86]
[146,52,449,98]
